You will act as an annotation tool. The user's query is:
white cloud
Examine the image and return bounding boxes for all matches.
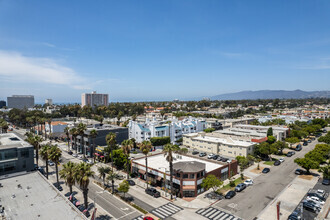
[0,50,89,89]
[296,57,330,70]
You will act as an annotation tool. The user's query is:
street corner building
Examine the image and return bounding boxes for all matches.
[131,153,238,198]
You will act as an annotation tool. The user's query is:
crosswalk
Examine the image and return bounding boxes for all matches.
[196,207,242,220]
[132,203,183,220]
[132,216,144,220]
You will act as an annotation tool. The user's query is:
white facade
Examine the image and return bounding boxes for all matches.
[45,99,53,105]
[128,117,206,144]
[46,122,68,133]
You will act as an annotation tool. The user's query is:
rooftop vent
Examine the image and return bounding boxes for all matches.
[9,137,20,141]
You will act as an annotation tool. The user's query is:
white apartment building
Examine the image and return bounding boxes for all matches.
[233,124,289,141]
[7,95,34,109]
[45,99,53,105]
[81,91,109,107]
[128,117,206,144]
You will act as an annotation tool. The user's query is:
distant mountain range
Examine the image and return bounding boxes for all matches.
[210,90,330,100]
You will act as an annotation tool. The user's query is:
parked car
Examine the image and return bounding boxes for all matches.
[48,161,55,166]
[279,158,285,163]
[262,168,270,173]
[127,180,135,186]
[207,154,215,159]
[145,188,160,198]
[68,151,73,155]
[37,167,45,175]
[322,178,330,185]
[235,183,247,192]
[288,209,302,220]
[303,201,320,213]
[303,142,308,146]
[274,160,281,166]
[217,156,223,161]
[192,150,199,155]
[199,152,206,157]
[244,179,254,186]
[307,193,325,201]
[295,169,304,175]
[212,155,219,160]
[221,157,229,162]
[72,154,78,158]
[316,189,326,197]
[306,196,325,205]
[287,151,295,157]
[225,190,236,199]
[143,217,154,220]
[54,183,63,191]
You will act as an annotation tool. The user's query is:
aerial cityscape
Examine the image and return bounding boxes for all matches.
[0,1,330,220]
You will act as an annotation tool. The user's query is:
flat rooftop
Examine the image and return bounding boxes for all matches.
[234,124,289,131]
[0,133,32,149]
[0,172,84,219]
[133,153,223,173]
[193,135,255,147]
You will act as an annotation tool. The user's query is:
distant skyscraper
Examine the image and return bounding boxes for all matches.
[7,95,35,109]
[45,99,53,105]
[81,91,109,107]
[0,100,6,108]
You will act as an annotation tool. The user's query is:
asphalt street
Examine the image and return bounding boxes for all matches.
[213,138,323,220]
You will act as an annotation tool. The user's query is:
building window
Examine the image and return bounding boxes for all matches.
[176,173,181,178]
[197,173,200,178]
[183,174,188,179]
[20,149,30,158]
[190,174,195,179]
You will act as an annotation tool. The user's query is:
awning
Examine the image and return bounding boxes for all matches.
[182,185,196,190]
[94,153,100,156]
[138,170,146,175]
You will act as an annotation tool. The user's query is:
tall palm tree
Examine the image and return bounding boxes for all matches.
[139,140,152,189]
[39,144,50,179]
[77,123,87,158]
[59,161,76,198]
[122,139,133,179]
[97,166,110,186]
[106,170,119,194]
[48,145,62,188]
[26,134,43,167]
[105,132,117,170]
[42,118,47,139]
[74,162,95,209]
[47,118,52,140]
[64,127,71,152]
[163,143,187,199]
[70,128,78,153]
[89,129,98,162]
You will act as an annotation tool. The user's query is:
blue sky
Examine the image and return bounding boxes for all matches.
[0,0,329,103]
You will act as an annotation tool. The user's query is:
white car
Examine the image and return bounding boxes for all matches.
[207,154,215,159]
[279,158,285,163]
[306,196,325,205]
[48,161,55,166]
[244,179,254,186]
[72,154,78,158]
[86,160,94,165]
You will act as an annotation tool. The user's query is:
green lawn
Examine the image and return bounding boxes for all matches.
[218,177,245,194]
[263,161,275,166]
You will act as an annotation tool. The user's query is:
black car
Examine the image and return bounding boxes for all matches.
[145,188,160,198]
[274,160,281,166]
[217,156,223,161]
[288,209,302,220]
[221,157,229,162]
[127,180,135,186]
[37,167,45,175]
[212,155,219,160]
[225,190,236,199]
[235,183,246,192]
[322,178,330,185]
[307,193,326,201]
[303,201,320,213]
[303,142,308,146]
[262,168,270,173]
[287,151,295,157]
[192,151,199,155]
[295,169,304,175]
[54,183,63,191]
[68,151,73,155]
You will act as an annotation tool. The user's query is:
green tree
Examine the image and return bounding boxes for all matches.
[77,123,87,158]
[105,132,117,169]
[305,150,326,164]
[48,145,62,188]
[64,126,70,152]
[204,128,215,133]
[139,140,152,189]
[118,180,130,198]
[318,163,330,179]
[267,136,276,144]
[89,129,98,162]
[39,144,50,179]
[201,174,223,193]
[25,133,43,167]
[59,161,76,198]
[312,119,327,128]
[318,134,330,144]
[150,136,170,146]
[294,158,319,174]
[267,127,273,137]
[98,166,111,186]
[74,162,95,209]
[70,128,79,153]
[121,139,133,179]
[272,141,287,155]
[106,170,119,194]
[258,142,277,159]
[286,137,300,145]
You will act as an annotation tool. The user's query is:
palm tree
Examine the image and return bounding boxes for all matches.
[42,118,47,139]
[47,118,52,140]
[122,139,133,179]
[139,140,152,189]
[98,166,110,186]
[89,129,98,162]
[70,128,78,153]
[106,170,119,194]
[48,145,62,188]
[74,162,95,209]
[64,127,71,152]
[319,163,330,179]
[105,132,117,169]
[26,134,43,167]
[39,144,50,179]
[77,123,87,158]
[59,161,76,198]
[163,143,187,199]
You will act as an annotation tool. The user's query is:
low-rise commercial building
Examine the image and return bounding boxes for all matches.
[0,133,34,176]
[131,153,237,198]
[233,124,289,141]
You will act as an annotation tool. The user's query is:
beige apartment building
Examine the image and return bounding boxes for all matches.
[183,133,255,158]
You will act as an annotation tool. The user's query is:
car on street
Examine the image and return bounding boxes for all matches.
[307,192,325,202]
[68,151,73,155]
[287,151,295,157]
[37,167,45,175]
[54,183,63,191]
[192,150,199,155]
[48,161,55,166]
[221,157,229,162]
[78,155,83,159]
[244,179,254,186]
[306,196,325,205]
[303,201,320,213]
[143,217,154,220]
[145,188,160,198]
[72,154,78,157]
[217,156,223,161]
[274,160,281,166]
[235,183,247,192]
[127,180,135,186]
[212,155,219,160]
[288,209,302,220]
[86,160,94,165]
[295,169,304,175]
[322,178,330,185]
[262,168,270,173]
[207,154,215,159]
[225,190,236,199]
[199,152,206,157]
[279,158,284,163]
[303,142,308,146]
